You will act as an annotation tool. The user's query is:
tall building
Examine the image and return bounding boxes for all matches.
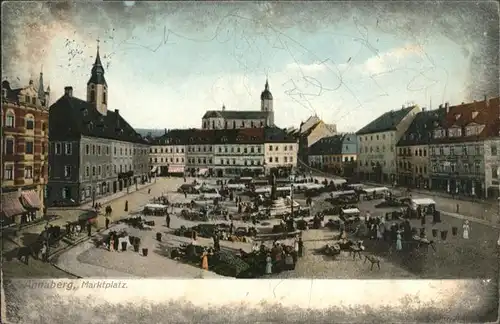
[396,107,446,189]
[201,78,275,130]
[356,105,420,183]
[47,42,150,207]
[428,97,499,198]
[1,73,50,224]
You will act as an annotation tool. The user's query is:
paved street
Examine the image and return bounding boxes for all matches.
[2,176,499,280]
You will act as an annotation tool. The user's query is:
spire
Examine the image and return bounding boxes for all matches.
[88,37,107,85]
[265,77,269,91]
[222,103,226,111]
[38,66,45,100]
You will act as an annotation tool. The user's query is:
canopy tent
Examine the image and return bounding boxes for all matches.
[362,187,389,194]
[1,191,26,218]
[411,198,436,206]
[144,204,167,209]
[20,190,42,209]
[150,166,158,173]
[342,208,360,214]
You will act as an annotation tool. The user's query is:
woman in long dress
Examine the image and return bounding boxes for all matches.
[377,223,383,240]
[463,220,470,239]
[201,249,209,270]
[265,253,273,274]
[396,232,403,251]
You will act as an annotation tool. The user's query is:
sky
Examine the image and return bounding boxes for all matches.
[2,2,499,132]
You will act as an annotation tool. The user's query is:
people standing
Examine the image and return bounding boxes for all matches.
[201,249,209,270]
[105,217,110,230]
[87,221,92,237]
[396,232,402,251]
[40,242,48,262]
[463,220,470,239]
[229,221,234,235]
[124,200,129,212]
[265,253,273,274]
[166,213,171,228]
[298,236,304,257]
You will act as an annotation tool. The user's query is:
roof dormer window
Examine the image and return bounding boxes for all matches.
[454,113,461,120]
[472,111,479,119]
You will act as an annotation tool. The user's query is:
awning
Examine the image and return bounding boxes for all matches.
[168,166,184,173]
[1,192,26,218]
[197,168,208,175]
[150,166,158,173]
[20,190,42,209]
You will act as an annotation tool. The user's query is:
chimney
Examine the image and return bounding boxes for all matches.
[222,104,226,111]
[164,128,167,135]
[64,86,73,97]
[114,109,119,115]
[445,102,449,113]
[422,108,426,112]
[439,104,443,109]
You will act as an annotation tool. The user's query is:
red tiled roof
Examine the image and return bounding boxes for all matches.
[431,97,499,144]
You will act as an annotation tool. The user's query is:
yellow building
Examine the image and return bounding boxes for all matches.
[396,108,447,189]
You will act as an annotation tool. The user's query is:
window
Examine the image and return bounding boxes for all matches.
[85,166,90,177]
[491,144,497,156]
[92,166,96,176]
[274,157,278,162]
[85,144,90,155]
[98,165,101,176]
[62,187,71,199]
[269,157,272,163]
[64,165,72,177]
[433,129,445,138]
[103,91,107,104]
[493,166,499,179]
[92,145,96,155]
[55,143,61,155]
[257,147,261,153]
[3,164,13,180]
[465,125,485,137]
[448,127,462,138]
[5,138,14,154]
[65,143,72,155]
[90,90,95,102]
[26,116,35,130]
[269,145,273,151]
[97,145,101,155]
[289,157,293,163]
[24,166,33,179]
[5,111,15,127]
[106,146,110,155]
[25,141,34,154]
[284,157,288,163]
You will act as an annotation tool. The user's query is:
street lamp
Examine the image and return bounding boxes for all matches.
[290,183,294,217]
[497,166,500,224]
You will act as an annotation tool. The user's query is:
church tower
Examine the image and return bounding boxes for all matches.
[260,78,274,126]
[86,39,108,116]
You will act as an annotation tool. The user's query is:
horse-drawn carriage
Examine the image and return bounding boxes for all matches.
[120,216,154,230]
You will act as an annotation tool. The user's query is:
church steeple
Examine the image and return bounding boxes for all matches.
[260,77,274,126]
[38,66,45,101]
[87,38,107,86]
[87,38,108,115]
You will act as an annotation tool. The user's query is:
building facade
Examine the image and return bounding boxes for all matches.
[429,97,499,198]
[201,79,274,130]
[298,117,337,164]
[396,108,446,189]
[307,134,357,176]
[264,127,298,176]
[149,129,190,176]
[213,128,265,177]
[1,73,50,224]
[47,44,149,206]
[356,105,420,183]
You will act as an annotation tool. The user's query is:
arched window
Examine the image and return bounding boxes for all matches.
[25,114,35,130]
[103,91,107,104]
[5,109,15,127]
[90,90,95,102]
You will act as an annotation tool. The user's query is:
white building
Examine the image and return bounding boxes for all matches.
[356,105,420,183]
[201,79,275,130]
[149,129,190,176]
[264,127,298,175]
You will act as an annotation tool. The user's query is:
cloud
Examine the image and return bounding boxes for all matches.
[363,44,424,75]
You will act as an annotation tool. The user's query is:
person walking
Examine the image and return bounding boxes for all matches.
[463,220,470,239]
[298,236,304,257]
